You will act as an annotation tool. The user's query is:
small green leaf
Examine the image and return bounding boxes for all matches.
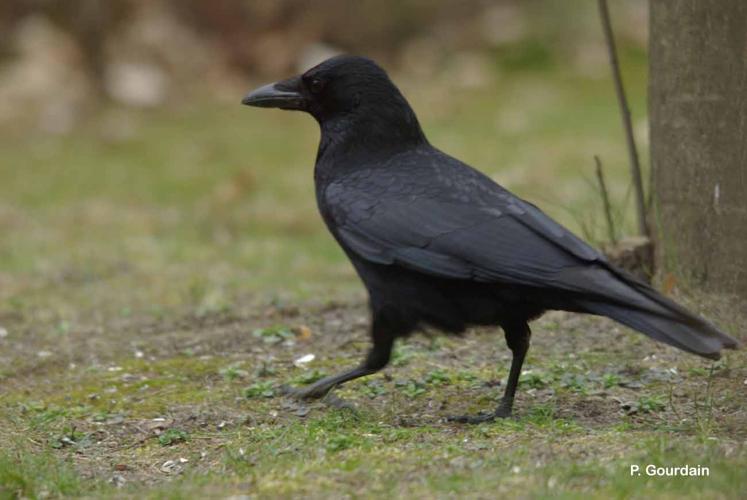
[158,428,188,446]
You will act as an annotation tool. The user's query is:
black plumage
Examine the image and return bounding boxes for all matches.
[242,55,737,421]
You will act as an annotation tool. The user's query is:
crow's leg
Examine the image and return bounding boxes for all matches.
[493,322,531,417]
[449,322,530,424]
[285,326,394,401]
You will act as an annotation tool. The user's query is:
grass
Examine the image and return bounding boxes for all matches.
[1,51,745,498]
[0,450,90,499]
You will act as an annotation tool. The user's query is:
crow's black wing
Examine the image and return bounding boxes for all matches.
[324,155,605,290]
[321,151,737,358]
[323,151,737,359]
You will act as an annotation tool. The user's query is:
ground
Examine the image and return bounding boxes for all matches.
[1,55,746,498]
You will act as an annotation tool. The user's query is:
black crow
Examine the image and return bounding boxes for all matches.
[242,55,738,422]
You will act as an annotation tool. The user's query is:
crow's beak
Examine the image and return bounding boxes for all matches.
[241,76,306,110]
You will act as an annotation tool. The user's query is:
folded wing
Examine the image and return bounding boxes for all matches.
[325,167,738,359]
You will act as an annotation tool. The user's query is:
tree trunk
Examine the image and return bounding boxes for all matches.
[650,0,747,301]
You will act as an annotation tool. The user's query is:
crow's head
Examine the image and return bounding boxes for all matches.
[243,55,424,146]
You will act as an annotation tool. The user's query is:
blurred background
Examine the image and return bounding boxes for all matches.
[0,0,649,320]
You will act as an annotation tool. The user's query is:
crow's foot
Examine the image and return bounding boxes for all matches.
[447,412,496,424]
[281,384,356,411]
[447,406,512,424]
[280,383,332,400]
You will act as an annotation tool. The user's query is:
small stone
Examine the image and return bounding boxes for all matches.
[160,460,175,472]
[120,373,140,383]
[160,459,186,474]
[110,474,126,487]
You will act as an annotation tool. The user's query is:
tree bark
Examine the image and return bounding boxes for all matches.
[650,0,747,300]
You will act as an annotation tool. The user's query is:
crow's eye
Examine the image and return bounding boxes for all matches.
[309,78,324,94]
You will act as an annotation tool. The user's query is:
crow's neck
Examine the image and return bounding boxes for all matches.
[315,106,427,173]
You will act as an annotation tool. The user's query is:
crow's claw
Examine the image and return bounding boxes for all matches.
[447,412,496,424]
[281,384,331,400]
[447,407,512,424]
[282,385,357,412]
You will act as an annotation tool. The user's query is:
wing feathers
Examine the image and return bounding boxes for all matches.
[322,148,738,359]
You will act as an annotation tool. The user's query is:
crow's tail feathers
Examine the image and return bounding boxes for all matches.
[568,267,739,360]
